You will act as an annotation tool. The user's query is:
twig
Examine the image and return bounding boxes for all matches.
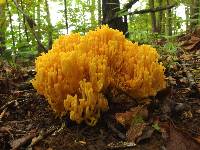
[107,141,136,149]
[0,107,7,121]
[121,0,139,13]
[124,0,139,10]
[27,126,57,149]
[10,130,36,150]
[127,3,177,16]
[0,100,16,112]
[0,126,14,139]
[104,3,177,25]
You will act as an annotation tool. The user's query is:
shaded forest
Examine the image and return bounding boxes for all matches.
[0,0,200,150]
[0,0,199,62]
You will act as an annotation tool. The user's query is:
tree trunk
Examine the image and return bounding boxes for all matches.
[90,0,96,28]
[45,0,53,50]
[166,0,172,36]
[0,3,6,53]
[149,0,157,33]
[6,0,16,62]
[20,0,29,42]
[185,6,189,31]
[64,0,68,34]
[98,0,101,25]
[17,10,22,43]
[102,0,128,35]
[157,0,163,34]
[37,0,43,53]
[161,9,166,34]
[190,0,200,30]
[6,0,15,48]
[174,10,176,35]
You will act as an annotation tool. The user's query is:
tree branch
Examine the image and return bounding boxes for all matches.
[127,3,177,16]
[124,0,139,10]
[12,0,47,52]
[117,0,139,16]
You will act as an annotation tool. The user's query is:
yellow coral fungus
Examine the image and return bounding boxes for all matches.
[32,25,166,126]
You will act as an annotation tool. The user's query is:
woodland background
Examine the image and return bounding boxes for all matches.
[0,0,200,65]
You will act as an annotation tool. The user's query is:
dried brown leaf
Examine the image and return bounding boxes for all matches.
[126,123,146,143]
[180,54,193,61]
[183,41,200,51]
[115,106,148,127]
[190,36,200,42]
[136,126,155,143]
[166,123,200,150]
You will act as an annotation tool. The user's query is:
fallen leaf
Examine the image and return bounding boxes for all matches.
[180,54,193,61]
[126,123,146,143]
[191,36,200,42]
[181,36,200,51]
[166,123,200,150]
[115,105,148,127]
[136,126,155,143]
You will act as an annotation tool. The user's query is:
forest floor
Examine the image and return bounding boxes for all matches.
[0,33,200,150]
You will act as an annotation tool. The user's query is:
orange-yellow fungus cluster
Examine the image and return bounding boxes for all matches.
[31,25,166,126]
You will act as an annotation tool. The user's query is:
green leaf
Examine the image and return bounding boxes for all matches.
[152,123,160,131]
[132,115,144,125]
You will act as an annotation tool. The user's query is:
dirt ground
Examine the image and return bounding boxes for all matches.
[0,40,200,150]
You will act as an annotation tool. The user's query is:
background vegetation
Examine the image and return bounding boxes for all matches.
[0,0,199,65]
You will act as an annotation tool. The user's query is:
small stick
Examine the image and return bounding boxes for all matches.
[107,141,136,149]
[10,130,36,150]
[27,126,57,149]
[0,107,7,121]
[0,100,16,112]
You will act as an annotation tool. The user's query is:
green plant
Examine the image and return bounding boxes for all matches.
[152,123,160,131]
